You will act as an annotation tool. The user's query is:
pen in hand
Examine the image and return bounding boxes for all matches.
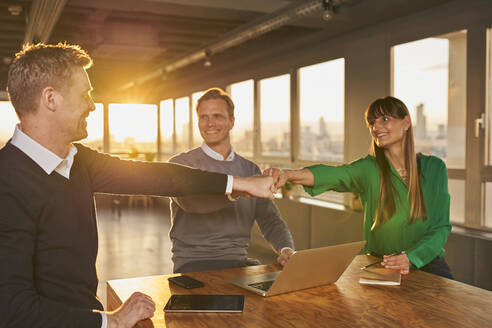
[361,253,399,271]
[360,260,381,271]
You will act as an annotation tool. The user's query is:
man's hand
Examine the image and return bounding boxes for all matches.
[382,252,410,274]
[263,168,287,190]
[232,175,276,199]
[107,292,155,328]
[277,248,295,267]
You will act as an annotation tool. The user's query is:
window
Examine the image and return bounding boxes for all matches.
[81,103,104,151]
[175,97,190,153]
[191,91,205,148]
[259,74,290,157]
[160,99,174,154]
[392,31,467,168]
[229,80,254,157]
[392,30,467,224]
[485,28,492,228]
[0,101,18,148]
[298,58,345,162]
[108,104,158,160]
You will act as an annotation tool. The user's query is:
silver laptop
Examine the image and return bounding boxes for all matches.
[229,240,365,297]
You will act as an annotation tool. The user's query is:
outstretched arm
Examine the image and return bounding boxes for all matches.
[263,168,314,189]
[81,145,275,200]
[232,175,276,199]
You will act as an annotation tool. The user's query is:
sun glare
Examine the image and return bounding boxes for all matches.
[108,104,158,142]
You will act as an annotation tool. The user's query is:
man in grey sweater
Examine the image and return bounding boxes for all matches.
[169,88,295,273]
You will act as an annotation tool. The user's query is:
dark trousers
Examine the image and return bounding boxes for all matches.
[175,258,261,273]
[420,257,454,280]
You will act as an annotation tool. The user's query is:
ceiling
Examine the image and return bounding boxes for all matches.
[0,0,452,101]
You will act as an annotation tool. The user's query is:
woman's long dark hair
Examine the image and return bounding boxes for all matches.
[365,96,427,229]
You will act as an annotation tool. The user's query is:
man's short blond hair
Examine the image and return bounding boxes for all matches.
[7,43,93,118]
[196,88,235,119]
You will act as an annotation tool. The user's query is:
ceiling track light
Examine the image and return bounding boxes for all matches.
[8,4,23,16]
[322,0,339,21]
[203,49,212,67]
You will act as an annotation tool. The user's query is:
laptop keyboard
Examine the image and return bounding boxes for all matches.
[248,280,275,292]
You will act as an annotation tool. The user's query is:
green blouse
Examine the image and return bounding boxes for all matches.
[304,154,451,268]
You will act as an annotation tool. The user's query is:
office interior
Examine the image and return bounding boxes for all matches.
[1,0,492,304]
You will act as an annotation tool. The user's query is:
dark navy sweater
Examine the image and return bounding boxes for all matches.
[0,142,227,327]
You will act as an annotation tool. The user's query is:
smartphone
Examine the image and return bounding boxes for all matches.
[164,294,244,312]
[168,275,205,289]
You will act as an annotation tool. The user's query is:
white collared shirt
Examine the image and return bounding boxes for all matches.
[201,143,235,194]
[9,125,108,327]
[200,142,235,161]
[10,124,77,179]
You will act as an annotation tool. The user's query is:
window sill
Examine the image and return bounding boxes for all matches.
[274,193,353,212]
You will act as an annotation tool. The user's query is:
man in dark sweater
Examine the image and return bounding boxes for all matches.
[170,88,295,273]
[0,43,275,328]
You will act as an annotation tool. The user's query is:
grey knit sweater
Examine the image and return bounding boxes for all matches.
[169,147,294,271]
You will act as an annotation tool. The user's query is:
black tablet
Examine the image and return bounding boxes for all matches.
[164,294,244,313]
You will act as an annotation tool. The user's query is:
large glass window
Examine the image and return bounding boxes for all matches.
[229,80,254,157]
[81,103,104,151]
[486,28,492,228]
[393,30,467,224]
[191,91,205,148]
[175,97,190,153]
[393,30,467,168]
[259,74,290,157]
[108,104,158,160]
[0,101,18,148]
[299,58,345,162]
[160,99,174,154]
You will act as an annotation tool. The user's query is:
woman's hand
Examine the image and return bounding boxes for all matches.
[263,168,288,189]
[382,252,410,274]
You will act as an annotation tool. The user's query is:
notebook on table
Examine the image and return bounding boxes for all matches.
[228,240,366,297]
[359,266,401,286]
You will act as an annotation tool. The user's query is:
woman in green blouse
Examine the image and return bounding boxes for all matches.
[265,96,452,278]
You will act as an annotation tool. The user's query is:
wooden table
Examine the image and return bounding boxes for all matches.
[107,255,492,328]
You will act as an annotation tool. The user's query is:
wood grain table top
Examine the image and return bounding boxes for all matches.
[107,255,492,328]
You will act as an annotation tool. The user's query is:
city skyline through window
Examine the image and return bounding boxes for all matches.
[108,104,158,157]
[299,58,345,162]
[192,91,205,148]
[393,31,467,169]
[259,74,290,157]
[229,80,254,157]
[160,99,174,154]
[175,97,190,152]
[393,30,467,224]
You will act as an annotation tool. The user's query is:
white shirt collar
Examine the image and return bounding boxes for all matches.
[10,124,78,179]
[200,142,235,161]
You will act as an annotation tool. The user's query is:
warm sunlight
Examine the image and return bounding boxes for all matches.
[108,103,158,153]
[0,101,18,147]
[229,79,254,155]
[160,99,174,153]
[192,91,205,146]
[108,104,158,142]
[393,37,449,127]
[175,97,190,151]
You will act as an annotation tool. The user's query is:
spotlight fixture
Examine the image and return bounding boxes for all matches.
[322,0,338,21]
[2,57,12,65]
[203,49,212,67]
[8,4,23,16]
